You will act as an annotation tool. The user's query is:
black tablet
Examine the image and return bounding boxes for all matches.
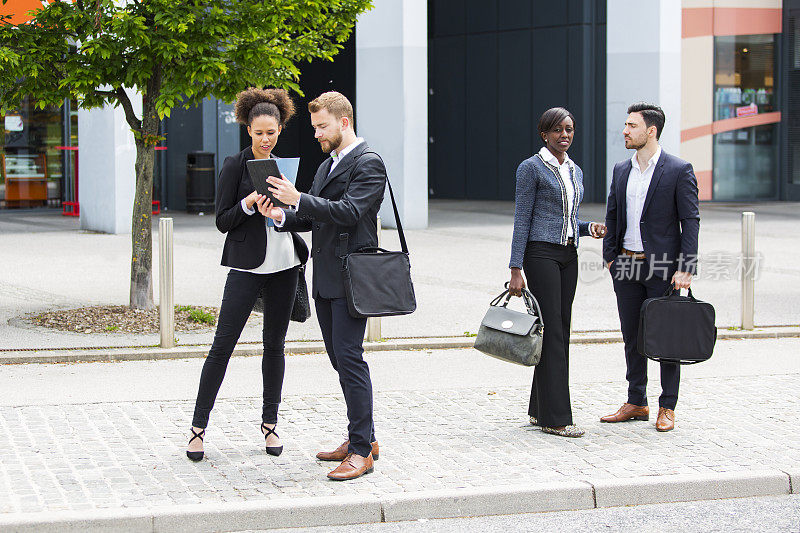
[246,158,289,208]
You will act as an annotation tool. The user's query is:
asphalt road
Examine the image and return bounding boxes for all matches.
[261,494,800,533]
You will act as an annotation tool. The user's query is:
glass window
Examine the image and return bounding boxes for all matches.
[1,96,69,209]
[713,34,779,200]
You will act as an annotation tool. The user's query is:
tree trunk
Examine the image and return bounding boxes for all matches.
[129,134,156,309]
[128,73,161,309]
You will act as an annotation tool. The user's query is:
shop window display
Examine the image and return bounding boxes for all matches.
[713,34,779,200]
[1,96,72,209]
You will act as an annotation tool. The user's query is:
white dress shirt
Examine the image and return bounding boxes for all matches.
[538,146,576,238]
[622,146,662,252]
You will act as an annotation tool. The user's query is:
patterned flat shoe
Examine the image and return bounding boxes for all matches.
[529,416,540,427]
[542,425,585,438]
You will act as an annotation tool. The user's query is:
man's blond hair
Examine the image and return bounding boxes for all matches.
[308,91,354,126]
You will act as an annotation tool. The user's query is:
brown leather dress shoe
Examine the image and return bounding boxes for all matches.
[327,453,374,481]
[656,407,676,432]
[316,440,380,462]
[600,403,650,423]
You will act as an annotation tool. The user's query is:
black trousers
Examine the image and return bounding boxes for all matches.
[315,297,375,458]
[192,266,299,428]
[611,256,680,410]
[522,241,578,427]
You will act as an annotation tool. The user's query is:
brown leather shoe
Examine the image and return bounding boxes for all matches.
[600,403,650,423]
[327,453,374,481]
[656,407,675,432]
[316,440,379,462]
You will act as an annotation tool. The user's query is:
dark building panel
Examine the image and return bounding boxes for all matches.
[465,33,498,199]
[430,35,467,198]
[567,25,594,185]
[531,27,570,112]
[568,0,594,24]
[429,0,606,202]
[466,0,498,33]
[432,0,466,36]
[498,30,533,201]
[498,0,533,31]
[532,1,569,28]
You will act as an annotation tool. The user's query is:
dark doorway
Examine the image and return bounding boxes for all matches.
[240,33,356,194]
[428,0,607,202]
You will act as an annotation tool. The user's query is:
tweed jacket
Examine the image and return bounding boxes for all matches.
[509,151,591,269]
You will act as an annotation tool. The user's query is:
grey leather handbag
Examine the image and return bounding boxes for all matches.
[473,285,544,366]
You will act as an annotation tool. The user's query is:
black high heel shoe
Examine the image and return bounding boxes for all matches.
[261,423,283,457]
[186,428,205,462]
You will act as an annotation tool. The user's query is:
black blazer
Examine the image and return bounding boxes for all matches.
[216,147,309,269]
[278,142,386,299]
[603,150,700,278]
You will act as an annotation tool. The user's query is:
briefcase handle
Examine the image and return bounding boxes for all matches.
[664,282,696,301]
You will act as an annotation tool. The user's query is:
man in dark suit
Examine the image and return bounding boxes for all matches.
[601,102,700,432]
[260,91,386,480]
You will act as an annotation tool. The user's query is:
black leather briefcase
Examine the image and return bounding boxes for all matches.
[637,285,717,365]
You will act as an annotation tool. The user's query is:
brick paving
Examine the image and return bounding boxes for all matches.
[1,374,799,515]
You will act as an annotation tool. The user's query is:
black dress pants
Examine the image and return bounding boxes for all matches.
[192,266,299,428]
[611,256,680,410]
[522,241,578,427]
[314,297,375,458]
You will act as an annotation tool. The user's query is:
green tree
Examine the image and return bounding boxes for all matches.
[0,0,371,309]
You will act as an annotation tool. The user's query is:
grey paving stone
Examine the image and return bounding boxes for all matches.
[0,374,798,521]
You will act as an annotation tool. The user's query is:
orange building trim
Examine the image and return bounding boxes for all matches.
[696,170,713,201]
[0,0,55,25]
[681,111,782,142]
[683,7,783,38]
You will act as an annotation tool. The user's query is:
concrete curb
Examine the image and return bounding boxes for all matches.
[0,470,795,532]
[380,481,595,522]
[590,470,791,508]
[1,326,799,365]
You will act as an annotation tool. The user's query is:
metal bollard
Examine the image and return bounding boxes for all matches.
[741,212,755,330]
[366,216,382,342]
[159,217,175,348]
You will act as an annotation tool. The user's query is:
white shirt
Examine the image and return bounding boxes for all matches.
[328,137,364,176]
[236,160,301,274]
[623,146,662,252]
[538,146,576,238]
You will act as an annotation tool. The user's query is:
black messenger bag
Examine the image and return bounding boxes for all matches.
[341,170,416,319]
[637,284,717,365]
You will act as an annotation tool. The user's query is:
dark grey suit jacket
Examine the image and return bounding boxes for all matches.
[603,150,700,278]
[278,142,387,299]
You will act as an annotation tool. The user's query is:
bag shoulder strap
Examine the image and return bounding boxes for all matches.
[350,150,408,254]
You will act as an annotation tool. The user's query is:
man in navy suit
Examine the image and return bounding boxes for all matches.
[601,103,700,432]
[261,92,386,480]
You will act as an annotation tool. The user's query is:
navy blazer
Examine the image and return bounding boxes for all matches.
[278,142,387,299]
[602,150,700,277]
[215,147,309,269]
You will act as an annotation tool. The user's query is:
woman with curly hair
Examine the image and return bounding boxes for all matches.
[186,88,309,461]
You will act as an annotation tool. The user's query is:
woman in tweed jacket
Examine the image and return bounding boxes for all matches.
[507,107,606,438]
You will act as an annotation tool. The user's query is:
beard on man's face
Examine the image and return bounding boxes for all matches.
[320,131,343,154]
[625,136,647,150]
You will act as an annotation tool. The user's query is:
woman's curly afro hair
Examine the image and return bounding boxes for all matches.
[234,87,296,127]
